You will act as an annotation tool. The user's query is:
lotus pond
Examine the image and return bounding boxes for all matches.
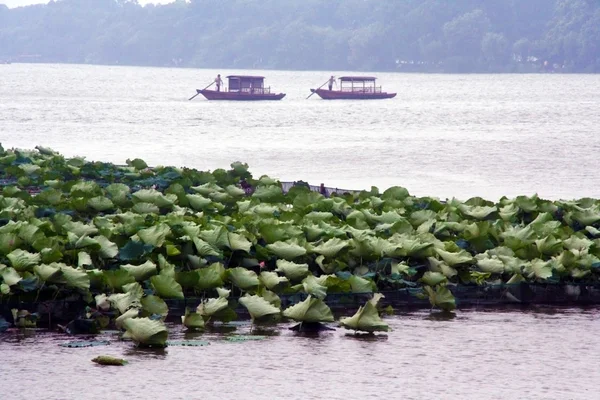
[2,145,600,345]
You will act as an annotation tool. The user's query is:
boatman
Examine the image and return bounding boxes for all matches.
[328,75,335,91]
[215,74,223,92]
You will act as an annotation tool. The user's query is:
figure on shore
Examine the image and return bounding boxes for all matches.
[215,74,223,92]
[328,75,335,91]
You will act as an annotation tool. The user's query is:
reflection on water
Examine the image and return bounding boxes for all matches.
[1,309,599,400]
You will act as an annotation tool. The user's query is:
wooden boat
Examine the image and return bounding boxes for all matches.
[198,75,285,101]
[310,76,396,100]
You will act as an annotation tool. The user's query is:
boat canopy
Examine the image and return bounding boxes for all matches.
[227,75,265,92]
[339,76,377,82]
[227,75,265,80]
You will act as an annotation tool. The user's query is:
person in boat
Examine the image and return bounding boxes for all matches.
[215,74,223,92]
[328,75,335,91]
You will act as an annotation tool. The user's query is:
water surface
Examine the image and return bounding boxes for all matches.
[1,64,599,200]
[1,309,599,400]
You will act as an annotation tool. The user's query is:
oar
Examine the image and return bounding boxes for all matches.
[306,78,332,99]
[188,81,214,100]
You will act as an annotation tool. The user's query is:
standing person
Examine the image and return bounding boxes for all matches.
[215,74,223,91]
[328,75,335,91]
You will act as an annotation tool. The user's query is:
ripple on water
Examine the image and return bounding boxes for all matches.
[1,308,600,400]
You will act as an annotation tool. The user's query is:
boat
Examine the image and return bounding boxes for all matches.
[310,76,396,100]
[197,75,285,101]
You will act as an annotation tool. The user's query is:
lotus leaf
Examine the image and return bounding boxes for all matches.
[122,318,168,347]
[239,294,280,321]
[275,260,310,282]
[258,271,288,291]
[7,249,40,272]
[424,285,456,311]
[226,267,259,291]
[282,295,334,323]
[121,260,157,281]
[141,295,169,317]
[182,310,205,330]
[150,274,184,299]
[302,275,327,299]
[339,293,389,332]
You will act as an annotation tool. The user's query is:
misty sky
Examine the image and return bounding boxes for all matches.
[1,0,174,7]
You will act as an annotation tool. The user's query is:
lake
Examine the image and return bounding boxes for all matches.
[1,64,600,399]
[1,64,599,200]
[1,308,600,400]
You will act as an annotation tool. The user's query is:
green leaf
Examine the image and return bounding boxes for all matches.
[132,189,176,208]
[34,263,62,282]
[122,318,168,347]
[339,293,389,332]
[7,249,40,272]
[259,271,289,291]
[348,275,375,293]
[186,194,212,211]
[310,238,350,258]
[78,252,93,268]
[197,296,229,318]
[87,196,114,212]
[435,248,473,266]
[275,260,310,282]
[239,294,280,321]
[181,310,205,330]
[141,295,169,317]
[424,285,456,311]
[92,355,128,366]
[150,274,184,299]
[226,267,260,291]
[301,275,327,299]
[95,235,119,259]
[1,266,22,286]
[104,270,135,291]
[121,260,158,281]
[523,259,553,280]
[282,295,334,323]
[266,241,307,260]
[137,224,171,247]
[196,263,225,290]
[420,271,447,286]
[227,232,252,253]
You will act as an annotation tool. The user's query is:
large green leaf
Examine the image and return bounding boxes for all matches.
[275,260,310,282]
[239,294,280,321]
[182,310,205,330]
[141,295,169,317]
[7,249,40,272]
[310,238,350,258]
[266,241,307,260]
[282,295,334,323]
[0,265,22,286]
[197,263,226,290]
[301,275,327,299]
[122,318,168,347]
[150,274,184,299]
[435,248,473,266]
[339,293,389,332]
[121,260,158,281]
[197,296,229,318]
[424,285,456,312]
[59,266,90,290]
[259,271,289,291]
[226,267,259,291]
[137,224,171,247]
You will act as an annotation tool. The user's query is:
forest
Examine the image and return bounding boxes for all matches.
[0,0,599,73]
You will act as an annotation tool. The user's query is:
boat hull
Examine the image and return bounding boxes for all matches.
[310,89,396,100]
[198,89,285,101]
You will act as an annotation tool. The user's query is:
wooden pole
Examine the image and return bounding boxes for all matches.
[306,78,333,99]
[188,81,215,101]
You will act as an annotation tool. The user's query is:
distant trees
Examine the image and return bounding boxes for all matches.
[0,0,599,72]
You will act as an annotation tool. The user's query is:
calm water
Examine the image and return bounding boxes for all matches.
[1,309,600,400]
[1,64,600,200]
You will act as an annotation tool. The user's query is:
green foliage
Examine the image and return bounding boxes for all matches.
[0,1,598,72]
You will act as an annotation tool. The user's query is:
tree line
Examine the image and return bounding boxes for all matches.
[0,0,599,72]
